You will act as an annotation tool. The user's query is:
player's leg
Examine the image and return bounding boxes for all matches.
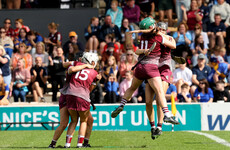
[147,77,179,124]
[145,83,157,140]
[49,106,69,148]
[64,113,79,148]
[66,109,79,148]
[83,112,94,147]
[111,77,143,118]
[155,81,168,137]
[77,110,90,148]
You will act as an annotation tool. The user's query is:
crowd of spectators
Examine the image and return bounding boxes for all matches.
[0,0,230,106]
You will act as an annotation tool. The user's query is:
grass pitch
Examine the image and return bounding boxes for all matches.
[0,130,229,150]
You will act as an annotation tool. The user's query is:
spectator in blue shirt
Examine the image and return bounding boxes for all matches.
[194,79,214,102]
[0,73,9,105]
[177,83,191,103]
[106,0,123,28]
[14,28,31,53]
[208,57,230,85]
[84,17,100,53]
[166,83,177,102]
[191,53,211,97]
[104,73,119,103]
[207,14,226,49]
[173,22,192,58]
[27,30,43,55]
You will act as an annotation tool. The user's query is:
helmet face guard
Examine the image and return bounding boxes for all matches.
[157,22,168,31]
[82,52,99,68]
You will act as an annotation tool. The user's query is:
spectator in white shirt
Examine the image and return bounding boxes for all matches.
[173,62,193,93]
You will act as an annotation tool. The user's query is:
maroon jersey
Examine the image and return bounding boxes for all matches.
[159,44,171,67]
[6,28,15,38]
[65,62,98,102]
[60,61,79,95]
[138,34,163,65]
[48,31,62,44]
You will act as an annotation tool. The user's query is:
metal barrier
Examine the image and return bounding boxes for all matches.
[0,122,60,131]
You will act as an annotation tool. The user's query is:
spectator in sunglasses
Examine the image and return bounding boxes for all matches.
[3,18,15,40]
[193,79,213,102]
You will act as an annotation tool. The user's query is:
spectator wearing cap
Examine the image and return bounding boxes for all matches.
[190,34,208,66]
[173,62,193,93]
[99,15,121,54]
[63,31,84,57]
[101,34,119,54]
[84,17,100,53]
[101,42,120,68]
[44,22,62,55]
[191,53,211,97]
[207,14,226,49]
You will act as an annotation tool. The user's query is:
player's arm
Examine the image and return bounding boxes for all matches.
[128,29,153,34]
[63,61,73,68]
[157,32,176,49]
[68,64,94,74]
[135,48,149,55]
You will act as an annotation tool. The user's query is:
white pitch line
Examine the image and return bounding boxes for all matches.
[188,131,230,148]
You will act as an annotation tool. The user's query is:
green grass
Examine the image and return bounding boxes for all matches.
[0,131,229,150]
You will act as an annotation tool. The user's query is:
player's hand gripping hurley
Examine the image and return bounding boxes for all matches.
[131,42,157,70]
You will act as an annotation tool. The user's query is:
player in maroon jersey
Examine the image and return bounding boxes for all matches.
[49,60,95,148]
[145,22,174,140]
[111,17,179,125]
[49,53,100,148]
[65,52,100,148]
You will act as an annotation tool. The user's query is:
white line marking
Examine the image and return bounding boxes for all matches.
[189,131,230,147]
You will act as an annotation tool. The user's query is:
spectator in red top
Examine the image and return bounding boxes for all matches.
[14,18,30,37]
[44,22,62,55]
[101,42,120,68]
[182,0,203,31]
[102,34,119,54]
[3,18,15,40]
